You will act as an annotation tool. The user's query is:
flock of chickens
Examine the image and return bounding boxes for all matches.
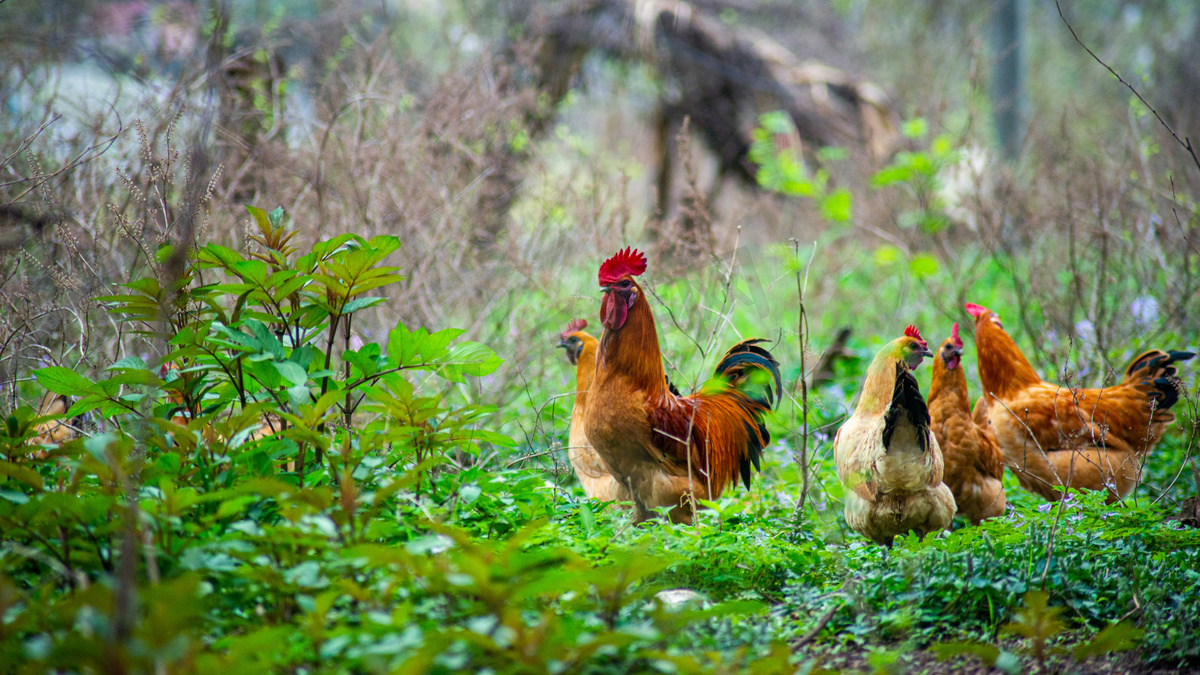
[559,248,1195,544]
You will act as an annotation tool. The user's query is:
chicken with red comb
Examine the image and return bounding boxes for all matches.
[556,319,629,501]
[928,322,1007,524]
[967,302,1194,501]
[584,248,782,524]
[833,326,955,545]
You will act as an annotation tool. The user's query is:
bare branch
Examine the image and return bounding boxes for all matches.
[1055,0,1200,174]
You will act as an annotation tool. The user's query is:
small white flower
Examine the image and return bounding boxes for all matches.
[1074,319,1096,343]
[1130,296,1159,327]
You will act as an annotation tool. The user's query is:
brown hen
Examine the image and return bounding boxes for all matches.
[967,302,1193,501]
[928,323,1006,523]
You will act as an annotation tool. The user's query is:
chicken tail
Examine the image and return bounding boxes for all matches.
[714,339,782,489]
[1123,349,1195,410]
[714,339,783,409]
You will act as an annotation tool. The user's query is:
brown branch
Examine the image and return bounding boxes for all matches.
[1055,0,1200,174]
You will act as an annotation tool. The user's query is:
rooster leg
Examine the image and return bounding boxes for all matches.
[628,477,658,524]
[668,499,694,526]
[633,503,659,524]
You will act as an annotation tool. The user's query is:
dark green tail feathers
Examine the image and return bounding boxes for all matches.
[1124,349,1195,410]
[714,339,784,410]
[715,339,781,490]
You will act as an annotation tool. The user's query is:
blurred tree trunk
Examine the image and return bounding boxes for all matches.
[990,0,1026,160]
[473,0,897,252]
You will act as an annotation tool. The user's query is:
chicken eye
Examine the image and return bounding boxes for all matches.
[619,279,632,289]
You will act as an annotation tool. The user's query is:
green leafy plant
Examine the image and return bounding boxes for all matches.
[749,111,853,224]
[932,590,1144,672]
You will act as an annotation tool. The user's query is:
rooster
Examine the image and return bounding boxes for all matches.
[556,318,629,501]
[584,248,782,524]
[834,326,956,545]
[967,303,1194,501]
[928,323,1006,523]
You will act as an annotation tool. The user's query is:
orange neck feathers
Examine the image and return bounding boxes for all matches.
[973,316,1042,399]
[598,281,667,394]
[929,342,971,410]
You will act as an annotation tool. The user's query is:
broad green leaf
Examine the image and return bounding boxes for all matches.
[0,460,44,490]
[342,297,385,315]
[274,361,309,386]
[388,323,423,366]
[871,164,912,186]
[35,367,100,396]
[421,328,465,361]
[107,356,149,371]
[198,243,247,268]
[437,342,502,382]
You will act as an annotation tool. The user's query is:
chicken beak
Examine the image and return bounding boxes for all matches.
[921,348,934,359]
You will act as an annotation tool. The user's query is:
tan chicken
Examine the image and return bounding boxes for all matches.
[557,319,629,501]
[967,302,1194,501]
[834,326,956,545]
[28,393,76,455]
[927,323,1006,523]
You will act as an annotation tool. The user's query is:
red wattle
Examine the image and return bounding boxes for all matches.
[600,292,628,330]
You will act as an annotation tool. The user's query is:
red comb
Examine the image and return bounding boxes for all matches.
[964,303,989,318]
[598,247,647,285]
[904,324,928,350]
[950,322,962,348]
[560,318,587,340]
